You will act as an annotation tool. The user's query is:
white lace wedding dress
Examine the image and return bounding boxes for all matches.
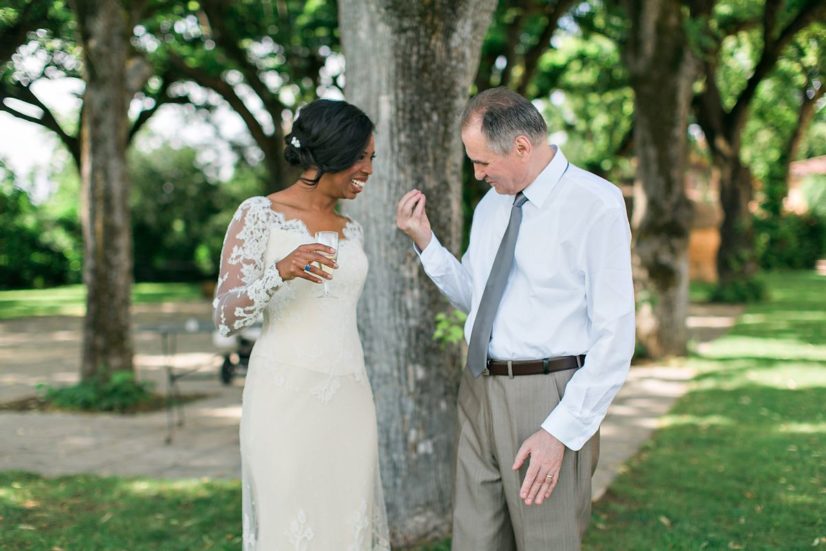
[213,196,390,550]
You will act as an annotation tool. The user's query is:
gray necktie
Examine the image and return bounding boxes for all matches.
[467,191,529,377]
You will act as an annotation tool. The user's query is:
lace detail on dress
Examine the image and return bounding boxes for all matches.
[343,218,364,243]
[269,207,363,245]
[286,509,315,550]
[213,197,294,336]
[347,499,392,551]
[242,462,258,550]
[310,375,343,403]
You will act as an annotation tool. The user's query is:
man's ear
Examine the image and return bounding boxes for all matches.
[514,135,532,158]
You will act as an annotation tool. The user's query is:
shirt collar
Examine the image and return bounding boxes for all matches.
[521,145,568,208]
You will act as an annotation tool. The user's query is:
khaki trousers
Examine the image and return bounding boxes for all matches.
[452,367,599,551]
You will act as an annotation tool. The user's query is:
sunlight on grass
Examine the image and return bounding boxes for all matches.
[661,414,734,428]
[0,283,205,319]
[778,422,826,434]
[701,336,826,361]
[585,271,826,551]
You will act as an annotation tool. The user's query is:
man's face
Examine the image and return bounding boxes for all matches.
[461,122,526,196]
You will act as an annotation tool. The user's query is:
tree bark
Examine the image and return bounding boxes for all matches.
[623,0,696,356]
[339,0,496,545]
[71,0,134,380]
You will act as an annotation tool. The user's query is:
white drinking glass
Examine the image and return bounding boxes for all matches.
[314,231,339,298]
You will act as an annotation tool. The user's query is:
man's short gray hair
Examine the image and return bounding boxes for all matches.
[461,87,548,154]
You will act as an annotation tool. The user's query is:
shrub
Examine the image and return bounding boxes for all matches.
[711,276,767,303]
[37,371,154,413]
[754,212,826,270]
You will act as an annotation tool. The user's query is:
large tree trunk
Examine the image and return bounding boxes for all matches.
[715,146,759,285]
[623,0,696,357]
[339,0,496,545]
[72,0,134,380]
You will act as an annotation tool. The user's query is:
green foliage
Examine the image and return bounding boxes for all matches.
[585,271,826,550]
[0,472,241,550]
[37,371,154,413]
[538,32,634,181]
[139,0,340,110]
[755,211,826,270]
[711,276,766,303]
[130,144,265,281]
[432,309,467,347]
[0,163,72,289]
[130,145,225,282]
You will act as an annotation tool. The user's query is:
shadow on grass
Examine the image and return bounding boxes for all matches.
[0,472,240,550]
[585,382,826,550]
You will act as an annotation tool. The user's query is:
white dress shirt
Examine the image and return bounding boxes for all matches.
[418,147,635,451]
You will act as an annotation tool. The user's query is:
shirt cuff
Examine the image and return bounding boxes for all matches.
[415,233,441,263]
[541,403,597,451]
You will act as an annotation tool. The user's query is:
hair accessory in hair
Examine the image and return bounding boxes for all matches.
[290,136,301,148]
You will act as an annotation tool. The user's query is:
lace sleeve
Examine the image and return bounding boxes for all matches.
[212,197,289,336]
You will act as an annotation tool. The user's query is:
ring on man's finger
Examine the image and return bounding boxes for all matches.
[545,473,554,482]
[303,264,312,272]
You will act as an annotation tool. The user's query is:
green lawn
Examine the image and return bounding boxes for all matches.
[0,473,240,550]
[585,271,826,550]
[0,282,205,319]
[1,272,823,549]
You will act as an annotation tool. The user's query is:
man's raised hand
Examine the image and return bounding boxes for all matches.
[396,189,433,251]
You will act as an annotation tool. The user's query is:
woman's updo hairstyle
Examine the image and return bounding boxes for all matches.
[284,99,374,185]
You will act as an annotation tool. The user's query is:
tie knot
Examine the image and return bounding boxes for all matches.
[513,192,528,208]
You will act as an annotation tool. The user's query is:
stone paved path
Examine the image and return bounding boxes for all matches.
[0,300,742,500]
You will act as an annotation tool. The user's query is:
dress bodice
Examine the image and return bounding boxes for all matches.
[213,197,369,377]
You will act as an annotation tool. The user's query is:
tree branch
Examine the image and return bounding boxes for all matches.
[499,6,527,88]
[166,52,275,156]
[198,0,285,123]
[0,79,80,165]
[515,0,576,95]
[729,0,826,133]
[761,0,782,43]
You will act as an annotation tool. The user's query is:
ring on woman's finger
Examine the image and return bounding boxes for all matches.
[303,264,312,272]
[545,473,554,482]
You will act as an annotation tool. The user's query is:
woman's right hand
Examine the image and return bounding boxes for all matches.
[275,243,337,283]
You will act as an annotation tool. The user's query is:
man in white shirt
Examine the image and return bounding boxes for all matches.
[396,87,635,550]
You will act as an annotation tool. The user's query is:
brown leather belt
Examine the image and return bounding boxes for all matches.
[483,355,585,377]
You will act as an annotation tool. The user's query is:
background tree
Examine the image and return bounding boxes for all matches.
[620,0,698,356]
[693,0,826,299]
[139,0,340,190]
[339,0,496,544]
[747,23,826,270]
[70,0,141,379]
[0,161,70,288]
[475,0,576,95]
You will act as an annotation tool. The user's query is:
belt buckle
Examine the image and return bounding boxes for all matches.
[507,360,514,379]
[482,358,490,377]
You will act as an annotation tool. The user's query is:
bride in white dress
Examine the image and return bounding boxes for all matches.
[212,99,390,550]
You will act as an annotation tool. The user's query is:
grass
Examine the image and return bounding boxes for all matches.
[0,282,205,319]
[585,271,826,550]
[0,472,240,550]
[1,271,823,549]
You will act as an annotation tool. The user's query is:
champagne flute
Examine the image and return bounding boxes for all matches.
[314,231,339,298]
